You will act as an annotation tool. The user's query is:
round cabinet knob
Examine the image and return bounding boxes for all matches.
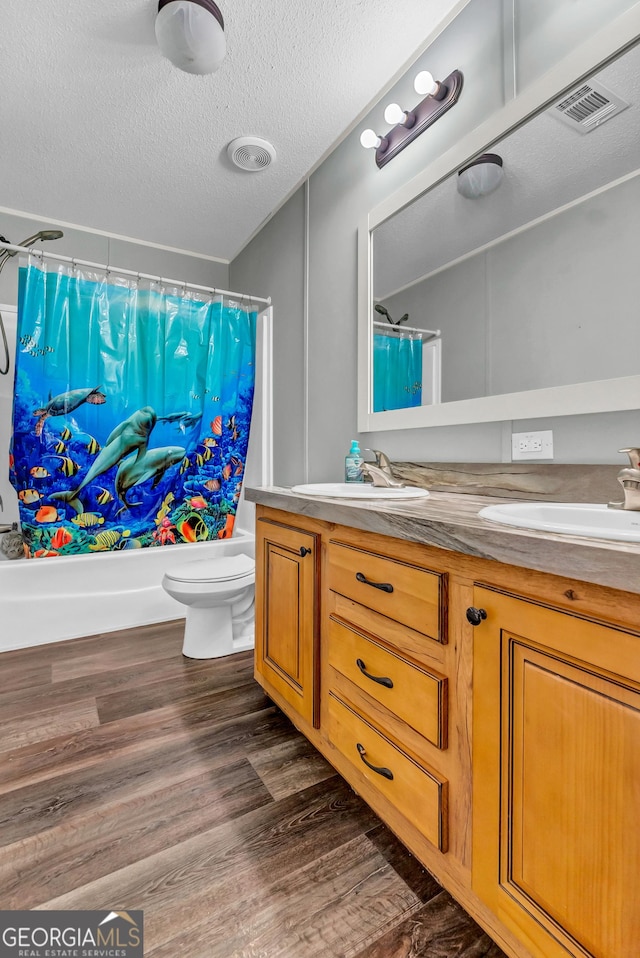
[299,546,311,556]
[466,606,487,626]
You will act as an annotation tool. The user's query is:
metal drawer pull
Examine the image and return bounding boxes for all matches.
[356,743,394,780]
[355,571,394,593]
[356,658,393,689]
[299,546,311,556]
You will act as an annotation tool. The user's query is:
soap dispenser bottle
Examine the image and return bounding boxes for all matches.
[345,440,364,482]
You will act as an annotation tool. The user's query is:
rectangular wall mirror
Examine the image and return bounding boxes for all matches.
[358,17,640,431]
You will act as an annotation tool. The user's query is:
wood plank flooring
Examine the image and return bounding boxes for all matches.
[0,621,506,958]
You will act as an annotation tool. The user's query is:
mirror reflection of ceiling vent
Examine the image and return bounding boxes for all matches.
[551,80,629,133]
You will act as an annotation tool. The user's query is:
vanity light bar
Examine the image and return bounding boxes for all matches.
[361,69,464,169]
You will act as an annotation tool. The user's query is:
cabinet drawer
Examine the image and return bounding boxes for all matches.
[328,616,447,749]
[328,541,445,642]
[328,693,448,852]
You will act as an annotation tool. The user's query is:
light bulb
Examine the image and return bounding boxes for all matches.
[360,129,382,150]
[155,0,226,76]
[414,70,439,97]
[384,103,407,125]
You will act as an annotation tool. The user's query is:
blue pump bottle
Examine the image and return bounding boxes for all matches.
[345,440,364,482]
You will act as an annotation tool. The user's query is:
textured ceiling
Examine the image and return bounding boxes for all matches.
[0,0,463,261]
[374,42,640,299]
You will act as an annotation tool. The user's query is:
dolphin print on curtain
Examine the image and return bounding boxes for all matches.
[10,255,257,558]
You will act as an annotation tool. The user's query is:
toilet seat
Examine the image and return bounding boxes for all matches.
[164,552,254,584]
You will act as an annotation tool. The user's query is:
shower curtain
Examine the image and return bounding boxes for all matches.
[373,331,422,412]
[10,255,257,558]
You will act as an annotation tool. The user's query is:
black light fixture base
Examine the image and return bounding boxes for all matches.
[157,0,224,30]
[375,69,464,169]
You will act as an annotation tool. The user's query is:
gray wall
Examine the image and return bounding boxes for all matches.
[229,0,640,479]
[230,186,306,486]
[0,211,229,306]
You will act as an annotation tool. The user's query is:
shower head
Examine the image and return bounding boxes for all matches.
[0,229,64,271]
[18,230,64,248]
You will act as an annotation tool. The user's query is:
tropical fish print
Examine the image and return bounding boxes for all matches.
[176,512,209,543]
[50,527,73,549]
[34,506,59,523]
[71,513,106,528]
[11,261,257,558]
[89,529,130,551]
[18,488,42,504]
[54,456,81,477]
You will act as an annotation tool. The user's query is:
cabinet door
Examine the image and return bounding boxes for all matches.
[255,518,319,727]
[472,586,640,958]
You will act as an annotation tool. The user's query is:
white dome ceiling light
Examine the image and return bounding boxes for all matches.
[457,153,504,199]
[227,137,277,172]
[155,0,226,76]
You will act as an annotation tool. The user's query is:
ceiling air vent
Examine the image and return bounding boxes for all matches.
[227,136,276,172]
[550,80,629,133]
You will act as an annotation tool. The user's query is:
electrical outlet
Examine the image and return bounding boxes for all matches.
[511,430,554,461]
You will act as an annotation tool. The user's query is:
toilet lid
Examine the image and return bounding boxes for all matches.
[165,552,254,584]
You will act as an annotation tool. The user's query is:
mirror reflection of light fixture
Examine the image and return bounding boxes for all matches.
[457,153,504,198]
[155,0,226,75]
[360,68,463,169]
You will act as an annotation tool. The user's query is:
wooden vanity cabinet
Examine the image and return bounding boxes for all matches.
[472,586,640,958]
[254,514,320,727]
[254,503,640,958]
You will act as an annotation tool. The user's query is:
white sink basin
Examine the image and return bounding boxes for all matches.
[479,502,640,542]
[290,482,429,500]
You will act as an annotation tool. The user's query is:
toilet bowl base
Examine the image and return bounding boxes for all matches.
[182,599,255,659]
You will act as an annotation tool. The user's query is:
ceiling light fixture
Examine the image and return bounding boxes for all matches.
[155,0,226,75]
[457,153,504,198]
[361,67,463,169]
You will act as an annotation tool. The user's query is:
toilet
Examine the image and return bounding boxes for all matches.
[162,552,255,659]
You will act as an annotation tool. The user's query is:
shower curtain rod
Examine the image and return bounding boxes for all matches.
[373,320,440,340]
[0,241,271,306]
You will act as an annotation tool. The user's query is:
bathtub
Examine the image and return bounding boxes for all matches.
[0,529,255,653]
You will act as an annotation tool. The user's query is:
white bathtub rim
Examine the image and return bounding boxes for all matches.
[0,529,255,652]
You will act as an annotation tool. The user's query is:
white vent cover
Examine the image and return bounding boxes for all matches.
[227,136,276,171]
[550,80,629,133]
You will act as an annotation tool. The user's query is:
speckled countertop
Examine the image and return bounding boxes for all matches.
[245,485,640,597]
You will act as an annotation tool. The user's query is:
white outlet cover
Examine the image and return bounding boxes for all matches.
[511,430,554,461]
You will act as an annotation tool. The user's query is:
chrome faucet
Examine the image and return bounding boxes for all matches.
[361,449,405,488]
[608,447,640,511]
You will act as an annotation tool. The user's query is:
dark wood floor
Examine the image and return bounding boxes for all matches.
[0,621,506,958]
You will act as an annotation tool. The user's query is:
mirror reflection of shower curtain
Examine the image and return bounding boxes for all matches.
[10,254,257,558]
[373,330,422,412]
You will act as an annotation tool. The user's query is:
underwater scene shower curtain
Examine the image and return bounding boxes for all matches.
[373,331,422,412]
[10,256,257,558]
